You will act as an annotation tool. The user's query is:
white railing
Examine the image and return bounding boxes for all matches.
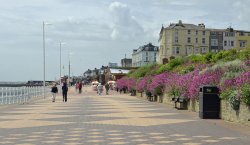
[0,86,50,105]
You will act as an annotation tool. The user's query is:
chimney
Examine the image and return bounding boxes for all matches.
[178,20,183,25]
[198,23,205,29]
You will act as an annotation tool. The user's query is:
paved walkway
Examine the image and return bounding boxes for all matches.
[0,86,250,145]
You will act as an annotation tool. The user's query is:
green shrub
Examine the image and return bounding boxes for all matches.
[241,84,250,106]
[238,48,250,60]
[128,64,155,78]
[156,57,184,74]
[178,64,195,74]
[189,55,205,63]
[220,89,233,100]
[228,90,240,110]
[222,49,237,61]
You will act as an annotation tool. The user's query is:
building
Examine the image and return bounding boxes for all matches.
[108,62,118,68]
[104,68,130,82]
[235,30,250,50]
[132,43,159,67]
[209,29,224,53]
[158,20,210,64]
[121,58,132,67]
[223,27,236,50]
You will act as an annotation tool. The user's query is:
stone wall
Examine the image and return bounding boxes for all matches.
[137,92,250,126]
[221,101,250,126]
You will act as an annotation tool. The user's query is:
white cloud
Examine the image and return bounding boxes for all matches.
[109,1,144,41]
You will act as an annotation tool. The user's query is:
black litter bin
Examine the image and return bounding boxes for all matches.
[199,85,220,119]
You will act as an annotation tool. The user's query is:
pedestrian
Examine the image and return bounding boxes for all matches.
[97,83,103,95]
[78,81,82,94]
[51,83,58,102]
[62,82,68,102]
[105,83,110,95]
[75,82,79,92]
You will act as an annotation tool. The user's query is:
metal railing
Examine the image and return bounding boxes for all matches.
[0,86,50,105]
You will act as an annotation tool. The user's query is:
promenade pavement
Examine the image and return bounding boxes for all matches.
[0,86,250,145]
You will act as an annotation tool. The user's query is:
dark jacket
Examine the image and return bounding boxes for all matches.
[51,86,58,93]
[62,84,68,93]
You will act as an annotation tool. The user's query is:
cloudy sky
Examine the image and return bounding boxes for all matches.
[0,0,249,82]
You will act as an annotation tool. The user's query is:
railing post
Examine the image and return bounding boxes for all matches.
[5,87,8,105]
[1,87,3,104]
[8,87,10,104]
[13,87,15,104]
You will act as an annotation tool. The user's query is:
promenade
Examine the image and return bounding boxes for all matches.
[0,86,250,145]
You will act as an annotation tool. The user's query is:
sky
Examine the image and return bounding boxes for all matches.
[0,0,250,82]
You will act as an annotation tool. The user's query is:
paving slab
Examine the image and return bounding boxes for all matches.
[0,86,249,145]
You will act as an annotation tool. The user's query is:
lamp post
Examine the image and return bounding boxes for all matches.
[59,42,66,85]
[68,51,73,86]
[43,21,52,99]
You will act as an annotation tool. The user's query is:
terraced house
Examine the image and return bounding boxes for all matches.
[158,20,210,64]
[235,30,250,49]
[223,27,236,50]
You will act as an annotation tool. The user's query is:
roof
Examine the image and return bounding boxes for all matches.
[110,68,130,74]
[165,20,205,30]
[133,43,159,54]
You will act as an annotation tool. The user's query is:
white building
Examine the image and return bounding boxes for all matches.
[132,43,159,67]
[223,27,236,50]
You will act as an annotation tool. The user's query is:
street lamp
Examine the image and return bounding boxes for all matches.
[59,42,66,85]
[43,21,52,99]
[68,51,73,86]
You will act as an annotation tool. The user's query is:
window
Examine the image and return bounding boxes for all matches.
[187,37,191,43]
[239,31,244,36]
[196,38,198,43]
[211,31,216,35]
[186,47,192,55]
[195,48,199,53]
[146,57,148,62]
[248,33,250,36]
[240,40,246,48]
[201,48,207,53]
[176,47,180,54]
[202,38,205,44]
[231,41,234,46]
[211,39,218,46]
[225,32,229,37]
[202,31,205,35]
[175,29,178,35]
[224,41,227,46]
[175,37,178,43]
[188,30,191,34]
[196,30,198,35]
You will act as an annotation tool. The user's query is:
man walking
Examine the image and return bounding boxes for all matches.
[105,83,110,95]
[62,82,68,102]
[51,83,58,102]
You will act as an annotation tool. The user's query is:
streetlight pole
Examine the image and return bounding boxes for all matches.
[60,42,61,85]
[42,21,51,99]
[68,50,71,86]
[43,21,46,99]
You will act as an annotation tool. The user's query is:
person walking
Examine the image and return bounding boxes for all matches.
[97,83,103,95]
[105,83,110,95]
[62,82,68,102]
[78,81,83,94]
[75,82,79,92]
[51,83,58,102]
